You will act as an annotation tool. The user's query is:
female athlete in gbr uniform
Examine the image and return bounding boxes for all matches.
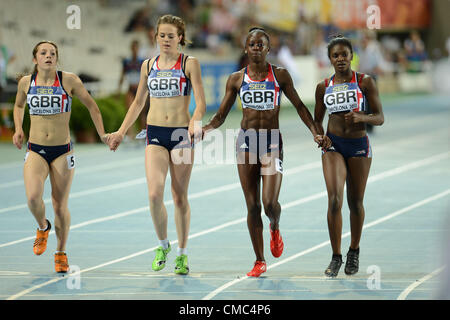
[108,15,206,275]
[12,41,108,273]
[314,36,384,277]
[203,28,329,277]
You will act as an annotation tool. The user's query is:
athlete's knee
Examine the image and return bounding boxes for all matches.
[348,198,365,216]
[247,202,262,217]
[328,194,343,215]
[27,194,43,210]
[262,198,279,215]
[172,193,188,209]
[51,198,68,217]
[148,187,164,205]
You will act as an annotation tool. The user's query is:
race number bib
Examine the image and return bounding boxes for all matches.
[67,154,75,170]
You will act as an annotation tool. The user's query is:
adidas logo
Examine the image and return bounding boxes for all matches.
[355,150,366,155]
[240,143,248,149]
[151,138,159,143]
[39,149,46,154]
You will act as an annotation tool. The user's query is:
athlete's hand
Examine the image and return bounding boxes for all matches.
[314,134,331,149]
[100,133,110,145]
[12,130,24,149]
[201,125,213,140]
[344,111,364,125]
[108,132,124,151]
[188,119,203,145]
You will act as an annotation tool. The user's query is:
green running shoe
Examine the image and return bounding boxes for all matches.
[152,244,171,271]
[174,254,189,275]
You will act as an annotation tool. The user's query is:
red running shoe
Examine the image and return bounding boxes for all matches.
[247,260,267,277]
[270,224,284,258]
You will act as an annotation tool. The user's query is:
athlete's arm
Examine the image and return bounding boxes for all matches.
[344,75,384,126]
[185,56,206,141]
[314,81,327,134]
[67,72,107,142]
[109,58,151,150]
[277,68,318,135]
[313,81,331,149]
[276,67,329,148]
[202,72,240,136]
[12,76,30,149]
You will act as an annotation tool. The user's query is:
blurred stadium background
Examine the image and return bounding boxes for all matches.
[0,0,449,141]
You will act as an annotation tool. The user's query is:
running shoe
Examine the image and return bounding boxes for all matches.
[324,254,342,277]
[33,219,51,256]
[54,252,69,273]
[247,260,267,277]
[270,224,284,258]
[344,248,360,275]
[174,254,189,275]
[152,244,171,271]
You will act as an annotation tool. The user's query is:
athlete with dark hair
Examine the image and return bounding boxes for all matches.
[314,36,384,277]
[203,27,328,277]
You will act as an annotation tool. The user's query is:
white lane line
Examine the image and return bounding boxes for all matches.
[397,266,446,300]
[1,151,447,249]
[202,189,450,300]
[5,157,449,300]
[0,125,446,191]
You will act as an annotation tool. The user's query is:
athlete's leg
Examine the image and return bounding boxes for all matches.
[24,151,49,229]
[49,151,75,252]
[345,157,372,250]
[145,145,170,241]
[237,151,264,261]
[322,151,347,255]
[260,153,283,230]
[169,147,194,249]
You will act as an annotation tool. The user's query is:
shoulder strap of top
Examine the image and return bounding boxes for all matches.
[357,72,365,85]
[182,54,189,74]
[57,71,63,84]
[30,72,37,86]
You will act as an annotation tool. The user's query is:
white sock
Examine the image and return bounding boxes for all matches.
[159,239,170,250]
[38,222,48,231]
[177,247,187,256]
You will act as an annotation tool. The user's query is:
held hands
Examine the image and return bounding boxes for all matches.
[106,131,124,151]
[314,134,332,149]
[188,120,203,145]
[100,134,110,145]
[200,124,213,141]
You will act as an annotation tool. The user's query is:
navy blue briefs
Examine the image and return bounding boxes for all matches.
[27,142,73,165]
[146,125,192,151]
[236,129,283,157]
[322,132,372,159]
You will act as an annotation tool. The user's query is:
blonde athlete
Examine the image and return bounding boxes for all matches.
[108,15,206,275]
[12,41,108,273]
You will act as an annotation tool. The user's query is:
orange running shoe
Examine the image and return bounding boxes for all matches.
[247,261,267,277]
[270,224,284,258]
[54,252,69,273]
[33,219,51,256]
